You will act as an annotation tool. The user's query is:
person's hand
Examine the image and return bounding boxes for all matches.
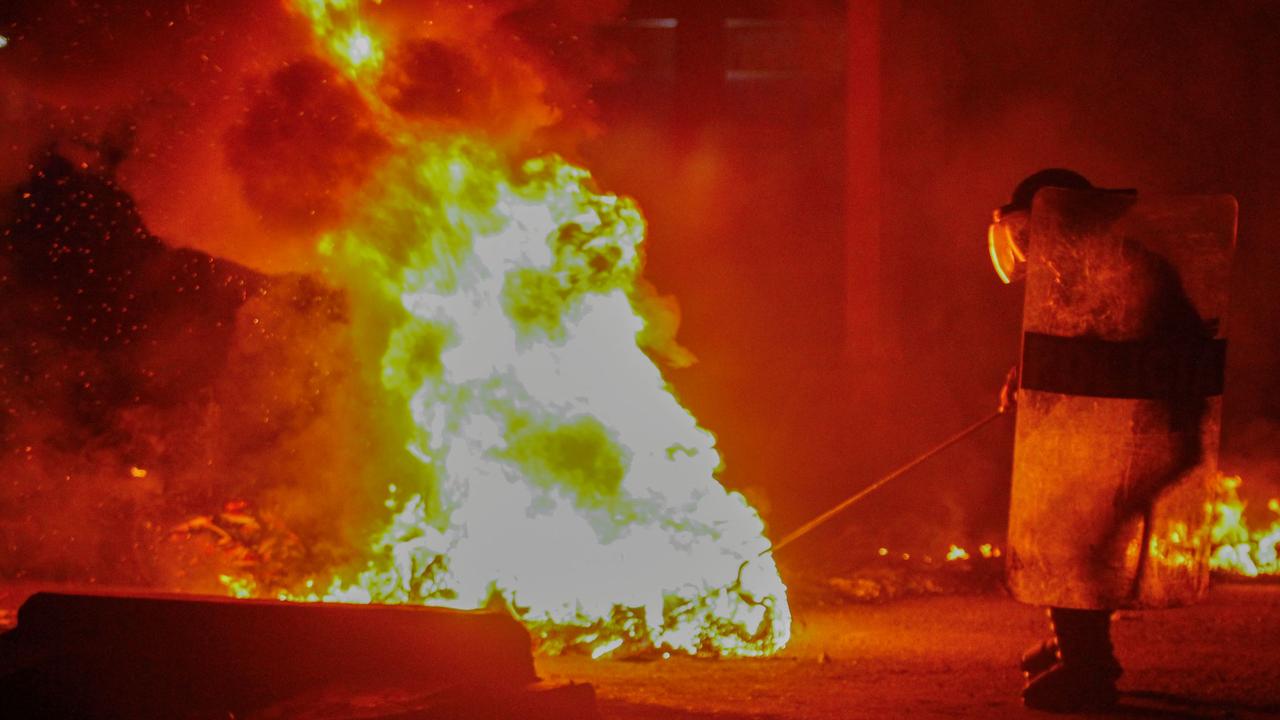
[999,365,1019,414]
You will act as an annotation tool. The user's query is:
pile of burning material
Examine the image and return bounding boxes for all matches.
[790,543,1007,606]
[797,474,1280,606]
[0,591,598,719]
[157,0,795,661]
[169,501,310,599]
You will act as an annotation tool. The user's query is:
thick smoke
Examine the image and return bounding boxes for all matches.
[0,153,378,587]
[0,0,628,269]
[0,0,631,590]
[226,58,389,233]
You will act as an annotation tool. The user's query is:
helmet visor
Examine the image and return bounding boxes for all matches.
[988,210,1028,284]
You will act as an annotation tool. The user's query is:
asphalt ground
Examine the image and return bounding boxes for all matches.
[1,581,1276,719]
[541,582,1280,720]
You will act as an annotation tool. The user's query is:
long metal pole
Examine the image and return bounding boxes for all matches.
[764,408,1011,557]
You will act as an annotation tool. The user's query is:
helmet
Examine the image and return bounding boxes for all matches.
[989,168,1094,284]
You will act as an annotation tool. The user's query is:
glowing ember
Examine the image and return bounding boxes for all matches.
[209,0,792,658]
[871,543,1000,564]
[1210,475,1280,577]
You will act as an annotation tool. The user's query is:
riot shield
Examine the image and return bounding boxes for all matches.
[1007,188,1236,609]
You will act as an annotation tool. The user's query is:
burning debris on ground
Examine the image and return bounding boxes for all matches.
[794,471,1280,608]
[3,0,1280,718]
[1210,475,1280,577]
[805,544,1007,605]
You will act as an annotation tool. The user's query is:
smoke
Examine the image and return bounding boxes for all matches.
[0,0,307,266]
[0,152,395,587]
[0,0,627,271]
[225,58,389,234]
[866,0,1280,541]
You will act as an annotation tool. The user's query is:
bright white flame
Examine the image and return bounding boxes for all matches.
[305,139,791,657]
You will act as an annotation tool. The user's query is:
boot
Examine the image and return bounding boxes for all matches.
[1021,608,1122,712]
[1023,664,1119,712]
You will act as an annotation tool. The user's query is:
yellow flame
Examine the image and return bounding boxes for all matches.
[293,0,385,77]
[945,544,969,561]
[219,574,256,599]
[1210,475,1280,577]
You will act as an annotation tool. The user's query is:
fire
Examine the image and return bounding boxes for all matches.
[1210,475,1280,577]
[296,0,386,77]
[341,28,381,70]
[205,0,792,657]
[318,139,789,656]
[938,476,1280,580]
